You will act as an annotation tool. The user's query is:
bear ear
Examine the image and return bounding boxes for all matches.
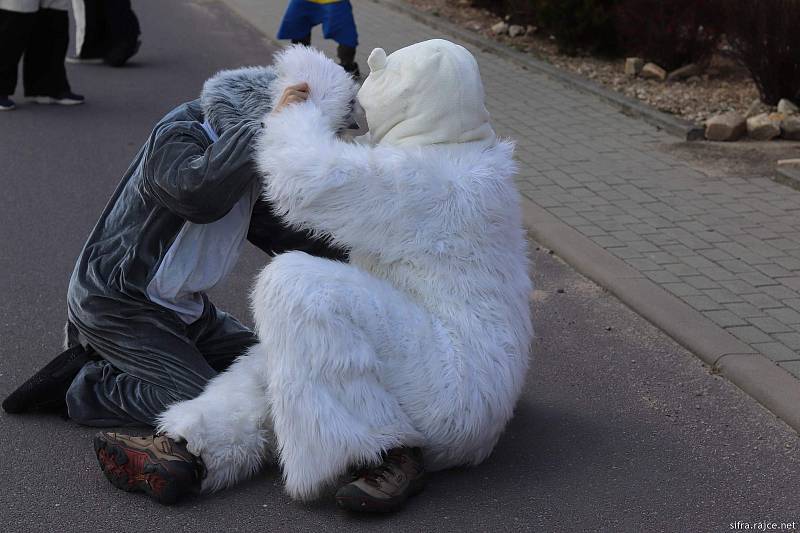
[367,48,387,73]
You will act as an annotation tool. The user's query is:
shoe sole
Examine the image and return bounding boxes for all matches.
[0,106,15,111]
[31,97,84,105]
[335,476,426,513]
[65,57,104,64]
[93,434,184,505]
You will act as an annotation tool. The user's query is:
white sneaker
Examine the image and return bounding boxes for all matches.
[30,92,85,105]
[65,56,103,64]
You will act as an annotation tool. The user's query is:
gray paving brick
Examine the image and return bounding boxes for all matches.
[775,333,800,350]
[704,288,743,304]
[785,299,800,312]
[728,326,774,344]
[684,276,721,290]
[717,279,759,296]
[706,310,749,327]
[782,277,800,291]
[747,317,795,334]
[662,283,699,297]
[754,263,794,278]
[645,270,682,284]
[681,294,723,312]
[766,307,800,325]
[779,361,800,379]
[752,342,800,362]
[697,267,740,282]
[724,302,767,318]
[739,272,781,287]
[664,263,700,277]
[741,293,784,309]
[717,259,755,274]
[775,256,800,271]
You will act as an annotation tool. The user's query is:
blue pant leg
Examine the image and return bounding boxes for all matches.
[277,0,322,41]
[321,1,358,48]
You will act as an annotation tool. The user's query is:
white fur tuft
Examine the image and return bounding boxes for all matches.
[267,45,358,132]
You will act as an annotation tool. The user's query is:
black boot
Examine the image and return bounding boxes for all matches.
[3,345,93,414]
[337,44,360,79]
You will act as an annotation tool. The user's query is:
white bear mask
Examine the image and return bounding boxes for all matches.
[357,39,496,148]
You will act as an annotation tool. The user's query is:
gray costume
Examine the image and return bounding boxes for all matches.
[65,66,345,427]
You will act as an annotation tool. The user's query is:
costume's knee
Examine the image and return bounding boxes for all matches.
[252,252,351,331]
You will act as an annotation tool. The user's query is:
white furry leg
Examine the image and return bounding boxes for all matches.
[156,346,276,492]
[252,252,427,501]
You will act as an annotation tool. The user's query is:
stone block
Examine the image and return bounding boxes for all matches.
[705,111,746,141]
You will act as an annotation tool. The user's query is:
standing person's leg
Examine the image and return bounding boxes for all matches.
[0,9,35,109]
[103,0,141,67]
[321,1,359,75]
[70,0,106,62]
[23,8,83,104]
[277,0,318,46]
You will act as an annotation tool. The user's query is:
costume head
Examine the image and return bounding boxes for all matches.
[357,39,496,147]
[200,66,278,134]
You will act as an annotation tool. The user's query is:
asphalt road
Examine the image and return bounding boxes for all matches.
[1,1,799,531]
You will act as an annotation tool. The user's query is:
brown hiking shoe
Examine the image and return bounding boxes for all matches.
[335,447,426,513]
[93,432,204,505]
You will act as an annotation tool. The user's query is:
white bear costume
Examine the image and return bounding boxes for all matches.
[157,40,533,501]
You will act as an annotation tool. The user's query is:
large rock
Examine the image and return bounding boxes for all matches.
[747,112,783,140]
[624,57,644,77]
[705,112,747,141]
[782,115,800,140]
[508,24,525,37]
[778,98,799,115]
[667,63,701,81]
[491,21,509,35]
[640,62,667,81]
[745,98,771,119]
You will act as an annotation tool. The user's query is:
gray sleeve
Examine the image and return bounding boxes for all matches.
[142,120,260,224]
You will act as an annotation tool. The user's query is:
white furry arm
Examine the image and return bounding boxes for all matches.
[256,103,408,252]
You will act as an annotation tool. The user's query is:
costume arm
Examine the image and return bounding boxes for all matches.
[247,197,349,261]
[257,103,413,252]
[142,120,260,224]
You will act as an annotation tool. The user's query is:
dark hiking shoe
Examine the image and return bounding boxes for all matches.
[94,432,204,505]
[0,96,15,110]
[2,345,91,414]
[341,62,361,80]
[105,39,141,67]
[335,447,426,513]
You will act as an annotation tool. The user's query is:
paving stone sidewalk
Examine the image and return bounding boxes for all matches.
[222,0,800,381]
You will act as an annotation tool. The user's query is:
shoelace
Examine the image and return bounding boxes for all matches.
[358,449,408,487]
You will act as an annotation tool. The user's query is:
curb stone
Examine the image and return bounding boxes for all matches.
[775,164,800,191]
[521,198,800,433]
[371,0,705,141]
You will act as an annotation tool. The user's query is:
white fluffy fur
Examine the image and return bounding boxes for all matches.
[158,46,533,501]
[156,347,276,492]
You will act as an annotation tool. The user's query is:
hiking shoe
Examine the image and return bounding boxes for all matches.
[31,92,85,105]
[94,432,204,505]
[2,345,91,414]
[0,96,15,110]
[335,447,426,513]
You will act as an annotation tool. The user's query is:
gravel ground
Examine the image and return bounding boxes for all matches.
[403,0,760,125]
